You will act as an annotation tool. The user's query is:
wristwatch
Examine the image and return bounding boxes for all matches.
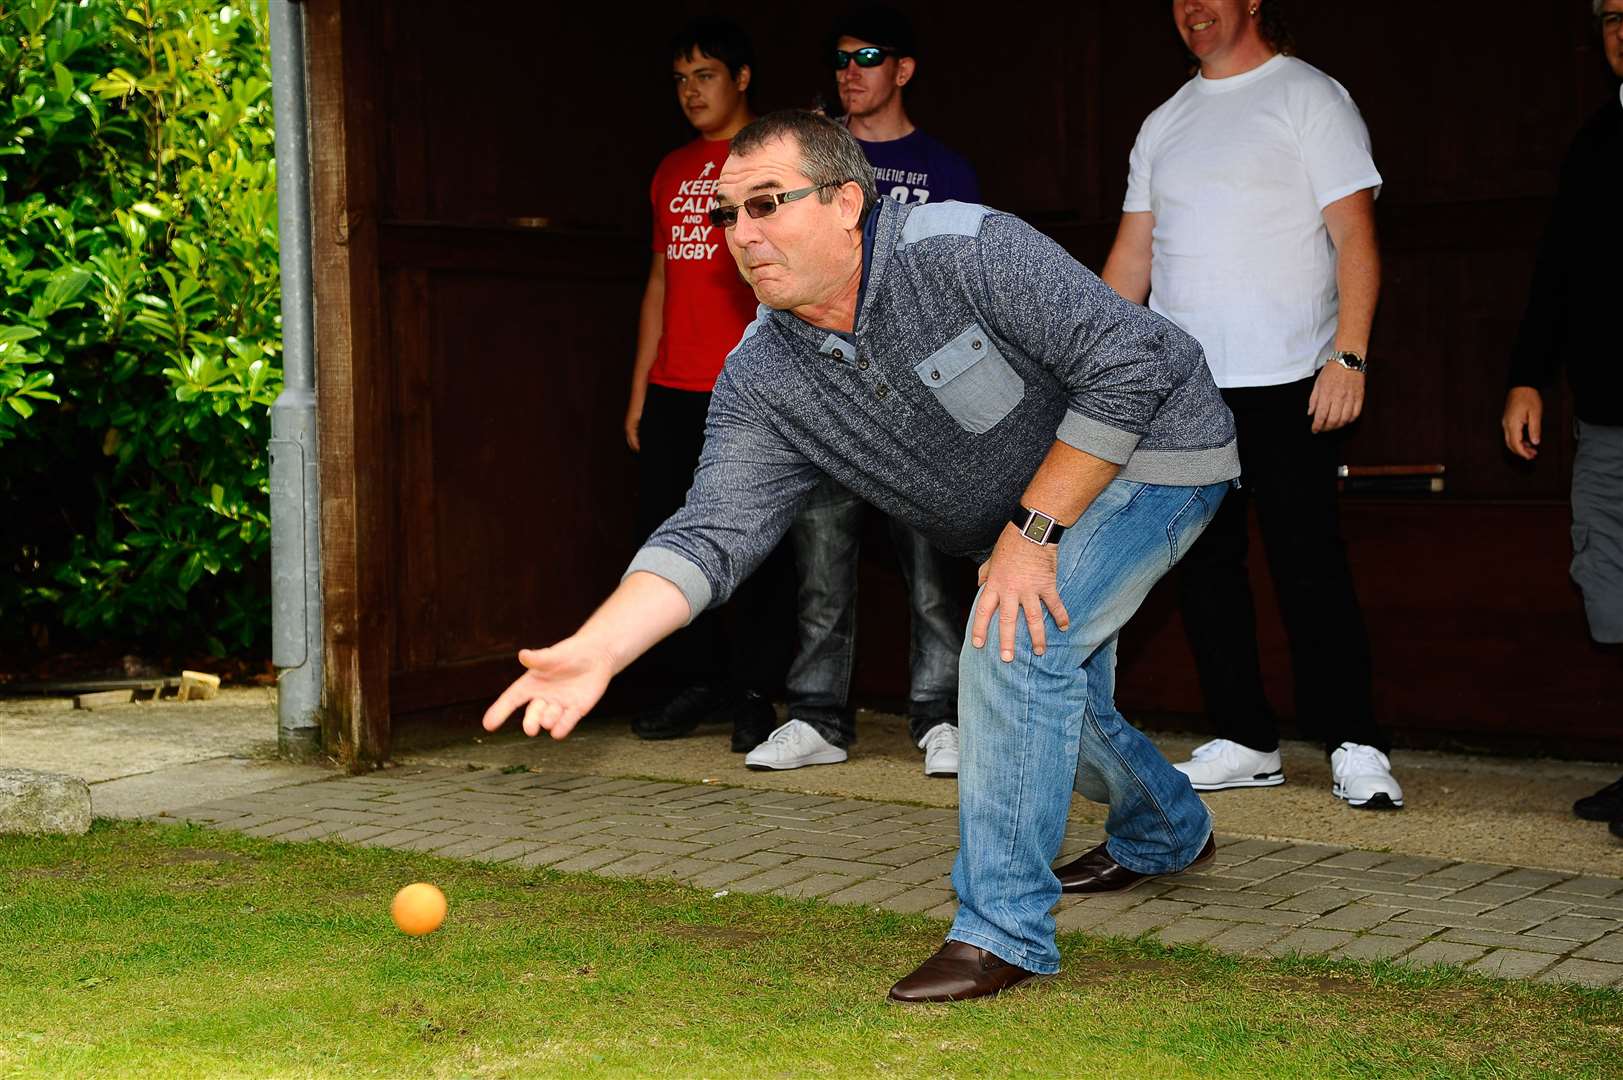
[1011,506,1067,546]
[1328,350,1368,373]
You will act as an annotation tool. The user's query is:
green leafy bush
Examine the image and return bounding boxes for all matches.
[0,0,279,656]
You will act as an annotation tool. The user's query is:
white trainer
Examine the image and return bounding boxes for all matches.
[744,719,848,771]
[918,722,959,778]
[1173,738,1285,792]
[1331,742,1404,810]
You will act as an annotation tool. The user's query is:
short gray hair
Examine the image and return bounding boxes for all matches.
[730,110,879,225]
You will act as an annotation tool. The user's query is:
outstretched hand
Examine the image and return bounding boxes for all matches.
[481,638,615,740]
[972,525,1070,662]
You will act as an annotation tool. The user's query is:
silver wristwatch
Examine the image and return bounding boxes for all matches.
[1328,350,1368,373]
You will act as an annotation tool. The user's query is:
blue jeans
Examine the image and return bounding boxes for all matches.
[787,476,962,746]
[947,478,1228,975]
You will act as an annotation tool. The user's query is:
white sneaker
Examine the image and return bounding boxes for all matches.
[1331,742,1404,810]
[1173,738,1285,791]
[744,719,848,771]
[918,723,959,778]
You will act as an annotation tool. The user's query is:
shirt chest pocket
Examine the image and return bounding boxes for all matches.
[912,324,1025,435]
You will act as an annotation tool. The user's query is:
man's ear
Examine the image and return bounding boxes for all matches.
[735,64,752,93]
[895,56,916,88]
[840,181,865,230]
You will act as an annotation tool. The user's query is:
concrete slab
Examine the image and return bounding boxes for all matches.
[1,687,280,782]
[92,758,334,819]
[1,686,332,819]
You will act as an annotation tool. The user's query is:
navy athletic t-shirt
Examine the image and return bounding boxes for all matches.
[854,129,980,206]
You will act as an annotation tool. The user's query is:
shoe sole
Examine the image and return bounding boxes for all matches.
[925,766,959,778]
[745,751,848,771]
[1185,772,1286,792]
[1334,786,1403,810]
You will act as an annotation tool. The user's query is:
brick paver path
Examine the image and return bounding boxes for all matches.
[165,765,1623,989]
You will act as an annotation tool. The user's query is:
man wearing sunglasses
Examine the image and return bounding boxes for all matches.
[1504,0,1623,841]
[745,4,983,777]
[484,110,1239,1003]
[623,17,790,754]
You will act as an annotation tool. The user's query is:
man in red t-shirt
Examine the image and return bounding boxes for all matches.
[626,17,789,749]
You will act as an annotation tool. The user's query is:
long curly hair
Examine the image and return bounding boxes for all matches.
[1256,0,1297,57]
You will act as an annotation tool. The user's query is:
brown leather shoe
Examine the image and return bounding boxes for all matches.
[1055,833,1217,894]
[887,940,1043,1004]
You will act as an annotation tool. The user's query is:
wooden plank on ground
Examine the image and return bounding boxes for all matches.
[74,690,135,710]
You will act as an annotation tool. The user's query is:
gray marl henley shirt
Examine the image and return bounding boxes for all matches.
[627,196,1239,619]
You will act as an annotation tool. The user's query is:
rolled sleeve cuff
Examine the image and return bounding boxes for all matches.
[623,546,713,626]
[1056,410,1143,465]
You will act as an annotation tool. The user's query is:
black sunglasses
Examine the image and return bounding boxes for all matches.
[832,46,895,70]
[708,182,845,228]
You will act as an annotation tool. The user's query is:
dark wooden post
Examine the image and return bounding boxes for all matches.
[304,0,394,768]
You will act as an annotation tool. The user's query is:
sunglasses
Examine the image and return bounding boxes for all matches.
[708,182,845,228]
[832,46,895,69]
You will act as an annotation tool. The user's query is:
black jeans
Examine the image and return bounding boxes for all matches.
[1178,376,1385,755]
[633,383,794,696]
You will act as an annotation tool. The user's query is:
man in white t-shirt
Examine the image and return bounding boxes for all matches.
[1102,0,1402,810]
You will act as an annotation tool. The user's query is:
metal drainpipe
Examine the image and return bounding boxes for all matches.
[267,0,323,761]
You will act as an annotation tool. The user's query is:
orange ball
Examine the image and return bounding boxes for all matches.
[390,882,447,936]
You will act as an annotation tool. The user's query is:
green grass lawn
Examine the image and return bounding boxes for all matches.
[2,821,1619,1078]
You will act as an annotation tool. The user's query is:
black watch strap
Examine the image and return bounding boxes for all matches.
[1011,506,1066,546]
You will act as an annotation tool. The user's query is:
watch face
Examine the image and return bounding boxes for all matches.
[1024,516,1051,543]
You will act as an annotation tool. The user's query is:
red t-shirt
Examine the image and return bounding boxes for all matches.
[648,137,758,392]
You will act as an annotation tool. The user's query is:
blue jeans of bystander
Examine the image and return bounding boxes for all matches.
[787,476,962,745]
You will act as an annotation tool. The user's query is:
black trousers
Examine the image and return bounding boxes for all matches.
[1178,376,1385,755]
[633,383,794,695]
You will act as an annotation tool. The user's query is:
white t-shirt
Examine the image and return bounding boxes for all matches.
[1124,54,1382,388]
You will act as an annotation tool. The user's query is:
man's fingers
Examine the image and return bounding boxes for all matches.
[523,697,547,737]
[1526,409,1542,448]
[482,668,536,731]
[971,589,997,648]
[1045,589,1071,633]
[977,561,989,587]
[999,601,1019,662]
[539,699,565,734]
[1023,596,1047,657]
[1345,388,1363,426]
[552,708,584,740]
[1309,389,1332,433]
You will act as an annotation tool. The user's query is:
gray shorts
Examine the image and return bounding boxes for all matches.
[1572,420,1623,644]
